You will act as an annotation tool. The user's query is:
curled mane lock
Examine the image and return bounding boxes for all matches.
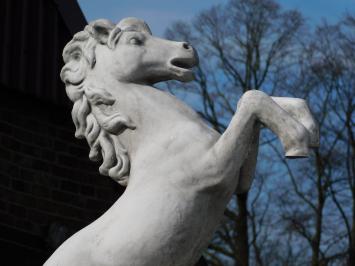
[60,19,134,186]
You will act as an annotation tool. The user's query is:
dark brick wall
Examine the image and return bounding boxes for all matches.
[0,0,87,105]
[0,88,124,265]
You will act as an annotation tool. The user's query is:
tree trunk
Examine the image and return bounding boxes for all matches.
[311,151,325,266]
[235,192,249,266]
[349,203,355,266]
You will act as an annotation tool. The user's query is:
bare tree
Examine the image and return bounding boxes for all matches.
[266,16,355,265]
[166,0,354,264]
[165,0,304,265]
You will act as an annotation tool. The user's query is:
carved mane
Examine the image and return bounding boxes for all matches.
[60,19,136,186]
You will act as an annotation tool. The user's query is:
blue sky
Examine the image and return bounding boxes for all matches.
[78,0,355,36]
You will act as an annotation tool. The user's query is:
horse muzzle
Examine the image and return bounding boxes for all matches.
[167,42,199,82]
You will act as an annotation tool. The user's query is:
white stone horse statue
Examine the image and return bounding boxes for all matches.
[45,18,318,266]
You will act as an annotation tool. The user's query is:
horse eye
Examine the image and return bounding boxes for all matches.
[129,37,142,45]
[71,51,81,61]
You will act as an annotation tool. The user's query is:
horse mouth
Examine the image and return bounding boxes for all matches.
[170,58,195,69]
[168,56,198,81]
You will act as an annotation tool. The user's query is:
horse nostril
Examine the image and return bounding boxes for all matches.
[182,42,190,50]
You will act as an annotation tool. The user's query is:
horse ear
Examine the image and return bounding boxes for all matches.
[107,26,122,49]
[89,19,115,44]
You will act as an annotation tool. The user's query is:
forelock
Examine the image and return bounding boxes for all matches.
[118,17,152,35]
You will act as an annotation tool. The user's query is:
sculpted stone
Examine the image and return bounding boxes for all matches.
[45,17,319,266]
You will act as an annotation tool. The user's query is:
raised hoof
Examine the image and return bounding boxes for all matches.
[285,146,310,159]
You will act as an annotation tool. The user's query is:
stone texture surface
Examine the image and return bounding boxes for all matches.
[45,17,318,266]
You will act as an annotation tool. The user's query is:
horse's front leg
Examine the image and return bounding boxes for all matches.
[234,96,319,193]
[212,90,311,177]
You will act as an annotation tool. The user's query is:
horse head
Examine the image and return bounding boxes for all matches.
[68,17,198,85]
[110,17,198,84]
[59,18,199,187]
